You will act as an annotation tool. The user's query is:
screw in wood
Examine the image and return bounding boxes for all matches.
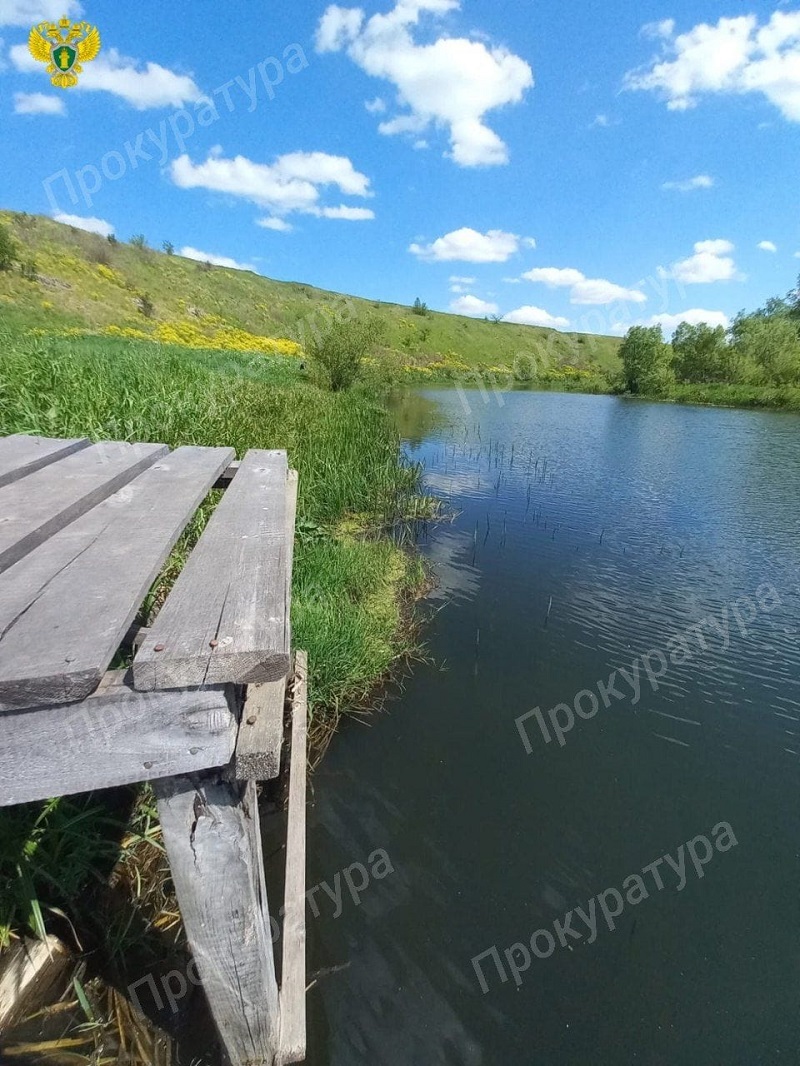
[209,639,219,648]
[246,715,257,725]
[154,644,165,652]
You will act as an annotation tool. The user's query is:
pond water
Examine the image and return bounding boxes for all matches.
[305,388,800,1066]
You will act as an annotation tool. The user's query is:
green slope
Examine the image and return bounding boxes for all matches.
[0,211,621,376]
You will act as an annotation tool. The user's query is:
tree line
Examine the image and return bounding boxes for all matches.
[619,278,800,395]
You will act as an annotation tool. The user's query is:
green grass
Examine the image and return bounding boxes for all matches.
[0,326,437,951]
[0,210,622,375]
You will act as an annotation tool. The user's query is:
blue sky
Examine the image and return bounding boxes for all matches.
[1,0,799,336]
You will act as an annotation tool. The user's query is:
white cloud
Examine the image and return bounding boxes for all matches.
[522,265,646,305]
[626,11,800,122]
[13,91,64,115]
[0,0,81,26]
[661,238,740,284]
[410,227,524,263]
[180,247,256,272]
[171,151,372,221]
[662,174,714,191]
[310,204,375,220]
[257,217,293,232]
[758,240,777,252]
[450,294,499,316]
[315,0,534,166]
[794,251,800,259]
[53,212,114,237]
[11,43,203,109]
[502,305,570,328]
[449,274,476,284]
[642,19,676,40]
[365,96,386,113]
[522,266,585,288]
[502,276,522,284]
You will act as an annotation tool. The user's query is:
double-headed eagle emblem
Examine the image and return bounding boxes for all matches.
[28,16,101,89]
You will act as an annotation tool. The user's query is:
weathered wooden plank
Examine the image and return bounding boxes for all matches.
[278,650,308,1066]
[234,470,298,781]
[0,935,70,1029]
[234,679,286,781]
[0,440,168,575]
[154,772,279,1066]
[0,446,235,712]
[134,450,291,691]
[0,675,237,806]
[0,435,90,489]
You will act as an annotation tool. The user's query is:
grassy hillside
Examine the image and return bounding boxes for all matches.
[0,210,622,377]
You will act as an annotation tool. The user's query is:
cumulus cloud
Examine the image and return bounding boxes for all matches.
[310,205,375,220]
[410,227,526,262]
[450,294,499,316]
[171,151,372,222]
[660,238,741,284]
[53,212,114,236]
[0,0,81,26]
[13,91,64,115]
[625,11,800,122]
[257,217,293,232]
[522,265,646,305]
[662,174,714,191]
[449,274,476,284]
[180,247,256,272]
[502,305,570,328]
[315,0,533,166]
[758,240,777,252]
[365,96,386,113]
[11,43,203,109]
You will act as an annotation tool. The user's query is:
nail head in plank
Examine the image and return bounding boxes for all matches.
[133,449,291,691]
[0,440,168,575]
[154,772,279,1065]
[0,434,91,489]
[0,445,235,712]
[0,679,237,807]
[277,650,308,1066]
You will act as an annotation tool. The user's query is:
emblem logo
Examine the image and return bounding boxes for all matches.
[28,16,101,89]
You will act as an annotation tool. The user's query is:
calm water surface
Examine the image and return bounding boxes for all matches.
[305,389,800,1066]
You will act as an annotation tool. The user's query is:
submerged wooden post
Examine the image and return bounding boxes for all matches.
[154,767,279,1066]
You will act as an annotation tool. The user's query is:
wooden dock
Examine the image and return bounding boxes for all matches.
[0,434,307,1065]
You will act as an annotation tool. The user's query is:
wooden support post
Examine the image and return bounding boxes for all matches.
[154,769,279,1066]
[277,650,308,1065]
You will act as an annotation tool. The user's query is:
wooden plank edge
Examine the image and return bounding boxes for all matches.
[0,437,91,490]
[277,650,308,1066]
[234,676,287,780]
[0,685,238,807]
[213,459,241,489]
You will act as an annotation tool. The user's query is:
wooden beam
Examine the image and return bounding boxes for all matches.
[234,470,298,781]
[0,935,70,1029]
[277,650,308,1066]
[0,435,90,489]
[0,674,237,806]
[154,773,279,1066]
[0,446,235,712]
[234,679,285,781]
[134,451,291,691]
[0,440,168,575]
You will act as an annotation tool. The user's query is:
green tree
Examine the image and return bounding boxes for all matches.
[730,313,800,385]
[162,240,175,255]
[672,322,731,383]
[619,325,674,394]
[130,234,147,250]
[306,315,384,391]
[412,297,428,316]
[0,223,18,272]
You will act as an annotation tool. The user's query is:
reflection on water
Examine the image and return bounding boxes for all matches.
[306,390,800,1066]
